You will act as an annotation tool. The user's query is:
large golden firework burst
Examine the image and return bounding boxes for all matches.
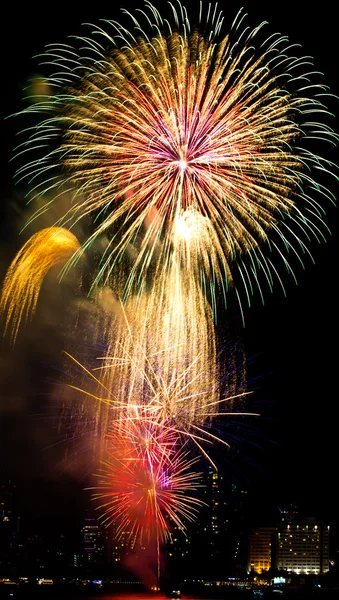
[14,1,337,314]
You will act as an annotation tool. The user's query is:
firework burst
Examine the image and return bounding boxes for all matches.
[90,415,205,543]
[13,1,338,314]
[60,304,256,474]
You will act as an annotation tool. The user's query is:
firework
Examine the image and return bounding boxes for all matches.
[0,227,80,344]
[13,2,337,313]
[91,414,205,544]
[3,1,334,572]
[61,303,255,473]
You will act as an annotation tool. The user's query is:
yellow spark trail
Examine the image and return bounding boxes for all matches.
[0,227,80,344]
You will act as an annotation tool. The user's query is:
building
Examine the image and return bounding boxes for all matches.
[81,517,106,566]
[248,527,277,574]
[276,519,330,575]
[110,521,137,565]
[174,468,250,579]
[247,508,330,577]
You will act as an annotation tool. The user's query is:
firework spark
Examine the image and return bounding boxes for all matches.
[61,303,255,473]
[91,415,205,544]
[13,1,337,313]
[0,227,80,344]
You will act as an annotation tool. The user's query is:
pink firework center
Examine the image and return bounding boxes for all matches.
[91,415,205,542]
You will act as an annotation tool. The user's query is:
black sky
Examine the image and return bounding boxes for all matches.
[0,0,337,540]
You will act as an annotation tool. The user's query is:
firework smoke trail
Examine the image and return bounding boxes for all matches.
[0,227,80,344]
[12,1,338,315]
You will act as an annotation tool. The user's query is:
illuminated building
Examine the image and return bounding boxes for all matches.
[247,508,330,577]
[81,518,105,565]
[276,519,330,575]
[111,521,136,564]
[178,469,249,579]
[248,527,277,573]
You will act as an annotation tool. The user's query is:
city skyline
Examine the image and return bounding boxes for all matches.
[0,470,334,578]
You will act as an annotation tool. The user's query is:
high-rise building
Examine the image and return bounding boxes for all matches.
[110,520,137,564]
[247,507,330,577]
[275,519,330,575]
[248,527,277,574]
[173,467,250,579]
[81,517,106,566]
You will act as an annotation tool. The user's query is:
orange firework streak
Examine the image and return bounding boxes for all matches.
[0,227,80,344]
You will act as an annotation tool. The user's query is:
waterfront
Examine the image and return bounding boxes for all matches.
[1,587,339,600]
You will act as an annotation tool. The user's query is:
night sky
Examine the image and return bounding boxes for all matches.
[0,0,337,545]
